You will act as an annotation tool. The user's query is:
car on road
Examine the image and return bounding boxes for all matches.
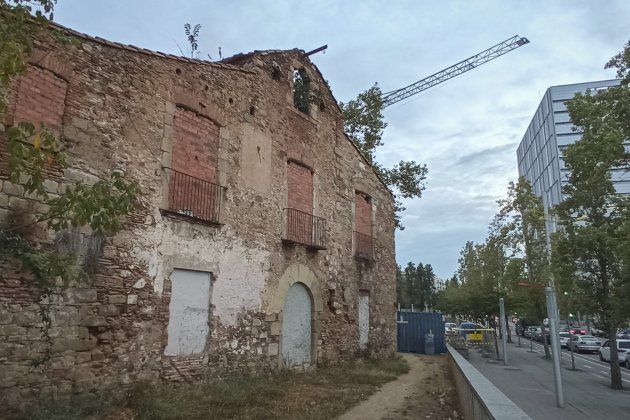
[558,332,571,348]
[598,339,630,367]
[445,322,457,335]
[525,326,541,339]
[568,335,602,353]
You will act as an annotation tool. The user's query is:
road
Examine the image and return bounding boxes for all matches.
[466,337,630,420]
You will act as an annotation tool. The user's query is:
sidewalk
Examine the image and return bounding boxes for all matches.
[466,341,630,420]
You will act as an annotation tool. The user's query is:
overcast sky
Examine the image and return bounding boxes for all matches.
[54,0,630,279]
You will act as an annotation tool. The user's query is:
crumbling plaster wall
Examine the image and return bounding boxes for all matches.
[0,27,397,407]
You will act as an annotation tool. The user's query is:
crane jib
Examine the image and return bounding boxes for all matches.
[381,35,530,108]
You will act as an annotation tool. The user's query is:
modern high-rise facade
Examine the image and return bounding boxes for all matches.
[516,79,624,234]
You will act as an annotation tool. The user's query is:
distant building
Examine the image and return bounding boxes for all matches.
[516,79,625,235]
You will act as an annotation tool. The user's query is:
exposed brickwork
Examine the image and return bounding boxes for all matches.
[167,108,221,221]
[7,66,67,132]
[286,161,314,244]
[0,25,397,411]
[287,160,313,214]
[355,192,372,236]
[172,107,219,182]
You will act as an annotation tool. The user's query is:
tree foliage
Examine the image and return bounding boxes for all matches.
[551,38,630,390]
[339,84,427,229]
[396,262,437,310]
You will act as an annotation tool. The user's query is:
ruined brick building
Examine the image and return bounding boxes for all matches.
[0,23,397,404]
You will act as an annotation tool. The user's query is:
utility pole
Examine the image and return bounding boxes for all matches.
[545,287,564,408]
[500,298,508,365]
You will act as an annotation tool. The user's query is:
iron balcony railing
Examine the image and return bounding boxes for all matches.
[162,167,225,225]
[282,208,326,250]
[354,231,374,260]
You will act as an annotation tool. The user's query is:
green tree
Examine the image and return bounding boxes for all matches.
[493,178,551,356]
[339,84,428,229]
[552,39,630,389]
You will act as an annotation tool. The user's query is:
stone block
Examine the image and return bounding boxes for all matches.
[14,311,39,327]
[44,179,58,193]
[252,318,262,327]
[270,321,281,336]
[71,116,89,130]
[80,316,107,327]
[267,343,278,356]
[52,338,97,353]
[108,295,127,304]
[2,182,24,196]
[0,193,9,207]
[65,288,98,303]
[127,295,138,305]
[98,304,121,316]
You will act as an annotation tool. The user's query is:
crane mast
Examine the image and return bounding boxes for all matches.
[381,35,530,108]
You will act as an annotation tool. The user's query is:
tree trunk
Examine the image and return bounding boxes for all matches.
[541,324,551,359]
[505,314,512,343]
[608,328,623,390]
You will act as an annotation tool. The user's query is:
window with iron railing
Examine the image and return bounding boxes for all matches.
[161,167,225,225]
[282,208,326,250]
[354,231,374,260]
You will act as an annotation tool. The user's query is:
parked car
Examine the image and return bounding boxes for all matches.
[525,327,541,340]
[558,332,571,348]
[568,335,602,353]
[445,322,457,335]
[567,326,588,335]
[598,339,630,367]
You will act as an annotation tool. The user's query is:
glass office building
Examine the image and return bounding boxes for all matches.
[516,79,624,235]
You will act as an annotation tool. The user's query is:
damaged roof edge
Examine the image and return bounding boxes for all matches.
[45,20,253,73]
[222,49,394,200]
[42,20,394,201]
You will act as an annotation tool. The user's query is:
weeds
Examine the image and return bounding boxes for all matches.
[15,356,409,420]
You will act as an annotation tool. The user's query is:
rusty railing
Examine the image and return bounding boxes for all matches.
[283,208,326,250]
[354,231,374,260]
[162,167,225,224]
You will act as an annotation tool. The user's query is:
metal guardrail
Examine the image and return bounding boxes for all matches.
[282,208,326,250]
[162,167,225,224]
[354,231,374,260]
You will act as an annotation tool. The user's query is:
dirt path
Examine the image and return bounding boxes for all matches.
[338,353,462,420]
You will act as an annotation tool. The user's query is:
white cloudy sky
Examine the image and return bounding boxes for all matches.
[53,0,630,279]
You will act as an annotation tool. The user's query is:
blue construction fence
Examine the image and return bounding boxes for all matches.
[396,311,446,354]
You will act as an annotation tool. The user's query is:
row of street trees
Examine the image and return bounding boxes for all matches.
[435,38,630,389]
[396,262,437,311]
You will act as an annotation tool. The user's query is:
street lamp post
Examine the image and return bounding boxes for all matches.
[500,298,508,365]
[545,286,565,408]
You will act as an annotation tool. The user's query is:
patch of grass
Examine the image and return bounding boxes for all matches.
[13,356,409,420]
[15,392,115,420]
[130,356,408,420]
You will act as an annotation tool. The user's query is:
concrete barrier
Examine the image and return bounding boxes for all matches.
[447,345,531,420]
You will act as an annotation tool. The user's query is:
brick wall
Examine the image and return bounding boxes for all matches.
[8,66,67,132]
[287,161,313,214]
[354,192,372,236]
[172,107,219,182]
[286,161,314,244]
[168,107,220,221]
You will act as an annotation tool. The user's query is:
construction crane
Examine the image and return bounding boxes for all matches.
[381,35,530,108]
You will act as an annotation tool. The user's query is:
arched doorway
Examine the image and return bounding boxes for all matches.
[282,282,312,368]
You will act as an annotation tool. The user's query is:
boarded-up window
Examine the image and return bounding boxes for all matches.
[10,66,67,132]
[358,291,370,350]
[286,161,314,244]
[354,192,373,258]
[165,269,212,356]
[167,108,221,222]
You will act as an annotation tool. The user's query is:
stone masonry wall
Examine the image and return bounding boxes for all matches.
[0,24,397,409]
